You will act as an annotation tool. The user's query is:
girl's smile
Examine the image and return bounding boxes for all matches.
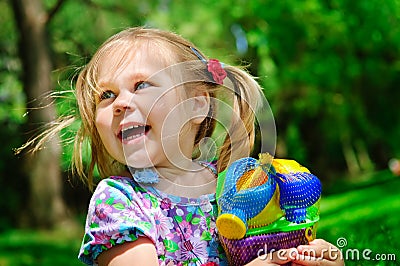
[118,122,151,144]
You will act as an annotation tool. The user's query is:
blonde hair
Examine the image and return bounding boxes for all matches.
[19,27,265,190]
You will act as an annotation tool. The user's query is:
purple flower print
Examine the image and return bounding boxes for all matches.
[93,233,112,248]
[177,236,208,261]
[160,197,172,210]
[176,220,193,240]
[98,217,119,234]
[153,209,174,238]
[95,203,113,219]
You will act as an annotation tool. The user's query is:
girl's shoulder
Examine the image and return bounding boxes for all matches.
[98,175,137,186]
[96,175,144,193]
[89,176,153,213]
[79,176,159,264]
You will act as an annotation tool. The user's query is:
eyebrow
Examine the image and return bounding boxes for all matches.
[98,72,151,89]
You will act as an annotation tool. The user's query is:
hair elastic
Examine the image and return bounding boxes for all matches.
[190,46,207,63]
[190,47,227,85]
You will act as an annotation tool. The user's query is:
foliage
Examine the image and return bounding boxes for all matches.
[1,0,399,228]
[144,0,400,177]
[229,0,400,177]
[0,0,28,232]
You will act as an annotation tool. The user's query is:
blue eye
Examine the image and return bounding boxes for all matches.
[136,82,151,91]
[100,90,116,100]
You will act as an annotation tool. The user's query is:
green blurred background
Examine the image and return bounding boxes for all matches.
[1,0,399,265]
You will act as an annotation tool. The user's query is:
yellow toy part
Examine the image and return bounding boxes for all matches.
[272,158,311,174]
[216,213,247,239]
[247,185,284,228]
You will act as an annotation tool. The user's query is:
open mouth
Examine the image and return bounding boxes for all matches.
[119,124,151,142]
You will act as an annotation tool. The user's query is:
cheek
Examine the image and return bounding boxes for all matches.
[95,110,104,130]
[95,108,113,140]
[140,95,168,124]
[149,103,179,131]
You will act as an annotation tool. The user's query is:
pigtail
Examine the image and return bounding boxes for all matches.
[217,66,264,173]
[186,45,263,171]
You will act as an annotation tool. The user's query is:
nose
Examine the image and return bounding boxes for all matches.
[113,91,134,116]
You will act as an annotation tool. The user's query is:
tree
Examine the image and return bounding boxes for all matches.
[10,0,68,228]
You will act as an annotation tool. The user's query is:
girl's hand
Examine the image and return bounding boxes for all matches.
[245,248,297,265]
[292,239,345,266]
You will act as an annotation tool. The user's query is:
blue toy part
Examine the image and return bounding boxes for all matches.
[273,172,322,223]
[217,157,277,237]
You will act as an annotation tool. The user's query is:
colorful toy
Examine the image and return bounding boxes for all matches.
[216,153,322,265]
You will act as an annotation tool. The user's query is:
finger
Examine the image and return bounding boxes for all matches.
[297,239,340,260]
[297,239,327,252]
[293,250,344,265]
[257,248,297,265]
[309,238,332,248]
[292,259,336,266]
[292,254,338,266]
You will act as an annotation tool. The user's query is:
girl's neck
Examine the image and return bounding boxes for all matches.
[120,161,217,198]
[152,161,217,198]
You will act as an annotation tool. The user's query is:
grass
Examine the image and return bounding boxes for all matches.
[317,170,400,265]
[0,225,83,266]
[0,171,399,265]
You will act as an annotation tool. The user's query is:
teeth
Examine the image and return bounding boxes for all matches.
[124,132,145,141]
[120,124,148,142]
[121,125,143,133]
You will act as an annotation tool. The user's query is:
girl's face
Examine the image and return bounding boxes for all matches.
[94,44,200,170]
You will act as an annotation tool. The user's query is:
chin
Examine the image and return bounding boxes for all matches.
[124,155,154,169]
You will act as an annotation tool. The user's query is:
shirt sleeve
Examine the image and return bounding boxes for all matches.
[78,177,157,265]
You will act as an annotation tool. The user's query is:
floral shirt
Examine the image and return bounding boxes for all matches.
[78,175,227,266]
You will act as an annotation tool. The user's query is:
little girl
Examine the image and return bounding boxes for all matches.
[75,27,260,265]
[27,27,343,265]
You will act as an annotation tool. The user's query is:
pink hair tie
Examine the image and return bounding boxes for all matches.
[207,59,227,85]
[190,47,227,85]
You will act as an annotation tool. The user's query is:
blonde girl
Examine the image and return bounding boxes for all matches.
[76,26,262,266]
[24,27,343,266]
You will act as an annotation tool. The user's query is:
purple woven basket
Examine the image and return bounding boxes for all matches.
[219,227,313,266]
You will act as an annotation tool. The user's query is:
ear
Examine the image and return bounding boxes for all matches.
[191,91,210,125]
